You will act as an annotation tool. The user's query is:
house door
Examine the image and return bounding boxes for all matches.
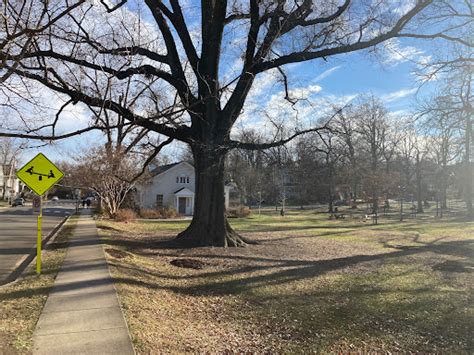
[178,197,187,214]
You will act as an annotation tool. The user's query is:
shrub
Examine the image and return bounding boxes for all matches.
[226,205,251,218]
[159,207,178,219]
[115,208,137,222]
[139,209,162,219]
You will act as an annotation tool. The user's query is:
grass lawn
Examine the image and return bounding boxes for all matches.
[0,216,77,354]
[98,210,473,353]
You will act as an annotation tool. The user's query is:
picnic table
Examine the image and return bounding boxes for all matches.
[363,213,378,224]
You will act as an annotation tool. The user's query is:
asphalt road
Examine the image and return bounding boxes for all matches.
[0,200,76,285]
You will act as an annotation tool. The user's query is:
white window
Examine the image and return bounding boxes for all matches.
[177,175,189,184]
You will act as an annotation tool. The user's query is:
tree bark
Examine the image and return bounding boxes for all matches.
[176,145,252,247]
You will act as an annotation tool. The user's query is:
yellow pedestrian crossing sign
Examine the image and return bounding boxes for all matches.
[16,153,64,196]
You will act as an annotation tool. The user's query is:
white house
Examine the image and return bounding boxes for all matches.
[137,161,231,215]
[0,164,22,201]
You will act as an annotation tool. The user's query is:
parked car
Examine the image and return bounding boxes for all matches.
[12,198,24,207]
[51,196,59,201]
[334,199,347,206]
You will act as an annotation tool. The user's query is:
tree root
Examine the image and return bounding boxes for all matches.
[176,220,258,247]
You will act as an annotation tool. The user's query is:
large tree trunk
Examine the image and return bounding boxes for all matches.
[176,145,251,247]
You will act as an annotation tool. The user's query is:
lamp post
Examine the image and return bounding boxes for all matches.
[436,189,439,218]
[398,185,405,222]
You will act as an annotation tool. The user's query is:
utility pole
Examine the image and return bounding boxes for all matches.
[399,185,404,222]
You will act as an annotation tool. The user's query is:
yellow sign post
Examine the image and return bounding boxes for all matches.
[37,201,42,274]
[16,153,64,275]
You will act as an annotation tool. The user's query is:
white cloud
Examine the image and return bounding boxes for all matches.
[382,88,417,103]
[389,109,410,118]
[312,65,342,82]
[383,39,425,66]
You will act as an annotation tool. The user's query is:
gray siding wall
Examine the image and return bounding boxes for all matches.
[139,163,195,209]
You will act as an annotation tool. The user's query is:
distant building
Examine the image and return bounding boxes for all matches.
[137,161,231,215]
[0,164,22,201]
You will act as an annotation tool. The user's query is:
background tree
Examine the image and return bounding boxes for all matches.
[333,106,362,207]
[355,97,392,213]
[225,129,266,206]
[412,0,473,218]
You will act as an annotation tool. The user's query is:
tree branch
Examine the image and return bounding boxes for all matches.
[8,67,192,142]
[254,0,433,73]
[397,32,473,48]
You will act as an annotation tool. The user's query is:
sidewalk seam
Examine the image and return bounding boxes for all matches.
[41,305,119,314]
[35,326,127,337]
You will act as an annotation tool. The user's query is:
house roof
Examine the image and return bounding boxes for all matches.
[150,161,194,177]
[150,162,180,176]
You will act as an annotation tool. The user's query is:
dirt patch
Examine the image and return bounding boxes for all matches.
[170,258,207,269]
[105,248,133,259]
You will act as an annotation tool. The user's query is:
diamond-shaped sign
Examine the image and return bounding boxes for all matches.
[16,153,64,196]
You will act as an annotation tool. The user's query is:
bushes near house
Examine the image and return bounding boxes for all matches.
[138,207,178,219]
[115,208,137,222]
[139,209,162,219]
[160,207,178,219]
[226,205,251,218]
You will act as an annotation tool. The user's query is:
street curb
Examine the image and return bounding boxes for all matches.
[0,213,73,287]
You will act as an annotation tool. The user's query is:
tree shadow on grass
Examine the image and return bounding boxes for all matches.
[103,237,474,297]
[5,231,471,302]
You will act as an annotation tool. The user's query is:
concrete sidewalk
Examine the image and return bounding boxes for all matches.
[33,211,134,355]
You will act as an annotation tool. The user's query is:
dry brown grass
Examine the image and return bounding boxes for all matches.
[98,211,474,353]
[0,216,77,354]
[115,208,137,222]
